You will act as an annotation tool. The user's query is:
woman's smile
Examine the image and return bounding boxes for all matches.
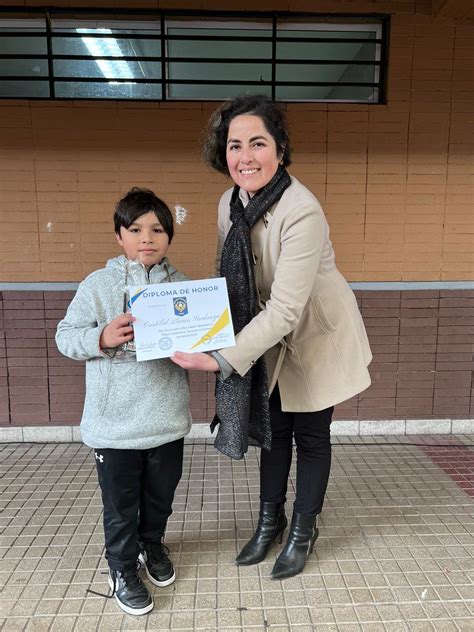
[226,114,280,195]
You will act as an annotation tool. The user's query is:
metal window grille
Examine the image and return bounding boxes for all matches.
[0,7,389,103]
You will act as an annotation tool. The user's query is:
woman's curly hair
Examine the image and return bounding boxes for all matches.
[202,94,292,176]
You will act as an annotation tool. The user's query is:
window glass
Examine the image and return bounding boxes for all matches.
[276,85,378,102]
[54,60,161,79]
[169,83,272,100]
[55,81,161,99]
[0,59,48,76]
[0,80,49,97]
[52,33,160,58]
[0,15,385,103]
[0,20,46,55]
[167,26,271,99]
[167,27,271,59]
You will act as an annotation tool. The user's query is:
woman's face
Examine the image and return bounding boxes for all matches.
[226,114,280,195]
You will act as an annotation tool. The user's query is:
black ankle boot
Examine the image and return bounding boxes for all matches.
[270,512,318,580]
[236,502,287,566]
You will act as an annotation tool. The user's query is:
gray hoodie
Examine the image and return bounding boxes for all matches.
[56,255,192,450]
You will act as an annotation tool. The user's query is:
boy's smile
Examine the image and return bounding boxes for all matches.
[116,211,170,268]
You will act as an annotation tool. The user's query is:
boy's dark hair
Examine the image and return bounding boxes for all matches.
[202,94,292,176]
[114,187,174,243]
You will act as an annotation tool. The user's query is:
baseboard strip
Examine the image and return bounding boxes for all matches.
[0,419,472,443]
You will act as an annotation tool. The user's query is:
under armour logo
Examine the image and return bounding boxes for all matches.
[94,452,104,463]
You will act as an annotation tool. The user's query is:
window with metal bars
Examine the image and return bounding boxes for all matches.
[0,8,389,103]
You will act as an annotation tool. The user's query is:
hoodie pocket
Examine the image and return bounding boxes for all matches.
[99,362,112,416]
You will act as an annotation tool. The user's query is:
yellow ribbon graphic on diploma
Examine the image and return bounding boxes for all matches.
[190,308,230,350]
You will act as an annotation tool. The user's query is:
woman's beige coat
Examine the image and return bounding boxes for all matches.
[217,176,372,412]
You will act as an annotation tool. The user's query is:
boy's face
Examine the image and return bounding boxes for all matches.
[116,211,170,268]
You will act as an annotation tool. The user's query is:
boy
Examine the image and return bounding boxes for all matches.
[56,188,191,615]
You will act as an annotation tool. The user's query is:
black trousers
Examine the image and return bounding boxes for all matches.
[260,386,333,516]
[94,439,184,571]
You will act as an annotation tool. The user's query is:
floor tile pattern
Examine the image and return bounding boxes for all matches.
[0,436,473,631]
[415,435,474,498]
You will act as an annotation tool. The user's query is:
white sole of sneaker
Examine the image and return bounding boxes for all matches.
[138,553,176,587]
[108,575,153,616]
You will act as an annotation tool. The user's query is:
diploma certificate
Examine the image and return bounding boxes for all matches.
[128,278,235,362]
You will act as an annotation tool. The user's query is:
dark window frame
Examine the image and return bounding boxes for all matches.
[0,6,390,103]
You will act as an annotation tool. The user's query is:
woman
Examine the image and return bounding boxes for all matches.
[172,94,372,580]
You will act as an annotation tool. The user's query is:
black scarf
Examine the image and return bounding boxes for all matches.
[212,165,292,459]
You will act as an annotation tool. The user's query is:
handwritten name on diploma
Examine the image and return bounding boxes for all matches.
[129,278,235,361]
[143,313,218,326]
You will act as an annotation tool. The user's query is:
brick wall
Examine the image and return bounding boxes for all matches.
[0,290,216,426]
[1,289,473,427]
[0,4,473,283]
[0,0,473,429]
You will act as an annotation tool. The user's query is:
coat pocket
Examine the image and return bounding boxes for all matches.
[311,296,337,334]
[288,297,337,346]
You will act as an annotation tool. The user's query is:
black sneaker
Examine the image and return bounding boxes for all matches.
[108,567,153,616]
[139,542,176,587]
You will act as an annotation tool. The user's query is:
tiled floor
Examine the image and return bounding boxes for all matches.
[0,436,473,632]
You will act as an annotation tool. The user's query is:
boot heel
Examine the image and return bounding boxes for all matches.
[274,515,288,545]
[308,528,319,556]
[236,502,286,566]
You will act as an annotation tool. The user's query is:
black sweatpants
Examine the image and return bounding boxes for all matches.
[260,386,333,516]
[94,439,184,571]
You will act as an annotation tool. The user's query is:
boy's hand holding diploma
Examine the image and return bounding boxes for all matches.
[100,314,136,349]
